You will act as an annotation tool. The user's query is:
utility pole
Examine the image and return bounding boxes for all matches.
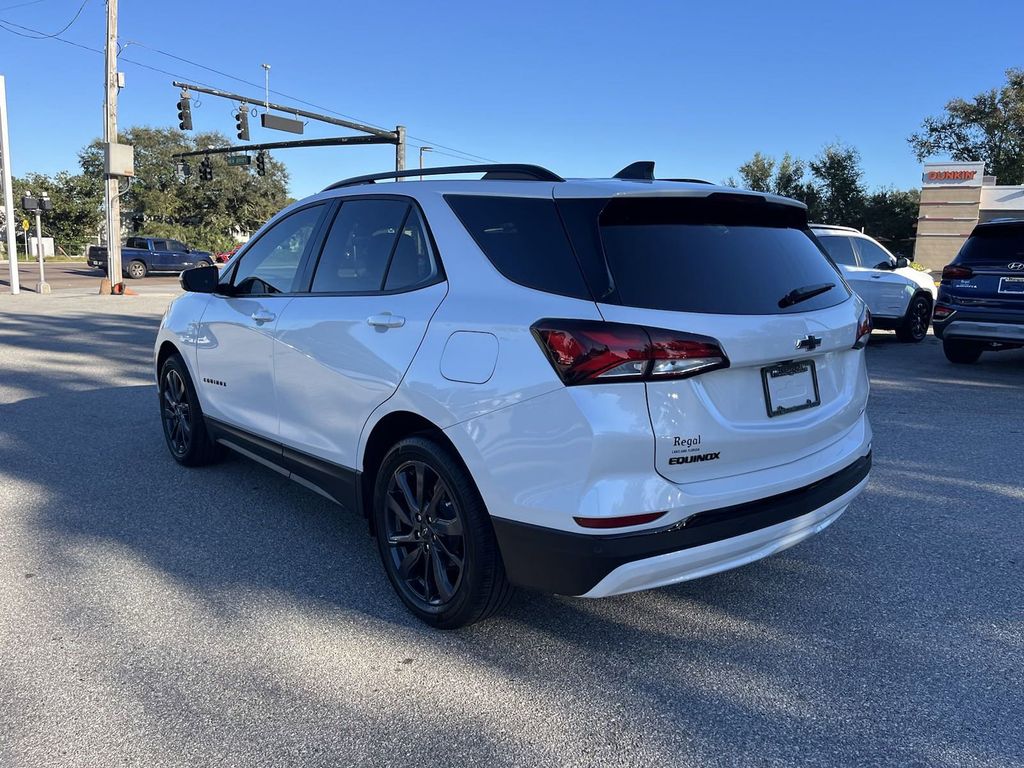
[0,75,19,294]
[396,125,406,172]
[103,0,123,290]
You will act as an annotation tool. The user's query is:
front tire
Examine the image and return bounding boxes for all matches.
[159,353,224,466]
[895,294,931,343]
[373,436,512,628]
[943,339,983,364]
[126,260,147,279]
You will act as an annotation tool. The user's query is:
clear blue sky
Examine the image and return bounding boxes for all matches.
[1,0,1021,198]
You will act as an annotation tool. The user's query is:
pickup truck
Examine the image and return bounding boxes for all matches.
[87,237,215,279]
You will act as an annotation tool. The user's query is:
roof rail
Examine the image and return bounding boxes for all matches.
[664,177,713,185]
[324,163,564,190]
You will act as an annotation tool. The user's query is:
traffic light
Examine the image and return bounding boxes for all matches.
[255,150,267,177]
[235,105,250,141]
[199,157,213,182]
[176,93,192,131]
[179,161,191,179]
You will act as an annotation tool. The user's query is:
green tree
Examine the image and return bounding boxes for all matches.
[808,142,866,225]
[12,171,104,255]
[737,151,775,192]
[79,126,290,253]
[863,188,920,254]
[908,68,1024,185]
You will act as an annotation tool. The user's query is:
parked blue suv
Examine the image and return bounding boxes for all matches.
[934,219,1024,363]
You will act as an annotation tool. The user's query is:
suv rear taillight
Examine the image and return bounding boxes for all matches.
[932,303,955,320]
[853,305,872,349]
[531,319,729,386]
[942,264,974,280]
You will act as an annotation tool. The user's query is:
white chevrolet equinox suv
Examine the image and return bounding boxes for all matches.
[155,162,873,628]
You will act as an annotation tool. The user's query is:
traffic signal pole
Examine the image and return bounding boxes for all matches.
[103,0,123,290]
[0,75,20,294]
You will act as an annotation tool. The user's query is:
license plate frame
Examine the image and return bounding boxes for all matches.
[761,359,821,418]
[998,277,1024,294]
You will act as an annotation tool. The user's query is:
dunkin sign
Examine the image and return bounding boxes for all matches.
[922,162,985,187]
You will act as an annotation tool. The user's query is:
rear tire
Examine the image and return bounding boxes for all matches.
[943,339,983,364]
[373,436,513,628]
[159,353,224,466]
[126,260,147,279]
[895,294,931,343]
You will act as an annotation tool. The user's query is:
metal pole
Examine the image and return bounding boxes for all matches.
[0,75,19,294]
[396,125,406,172]
[171,81,398,140]
[103,0,123,290]
[419,146,432,181]
[34,207,49,293]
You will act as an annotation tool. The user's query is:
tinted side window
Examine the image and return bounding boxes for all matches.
[125,237,144,249]
[312,199,409,293]
[818,235,859,266]
[384,207,440,291]
[232,205,324,295]
[445,195,591,300]
[152,240,170,252]
[854,238,893,269]
[167,240,188,252]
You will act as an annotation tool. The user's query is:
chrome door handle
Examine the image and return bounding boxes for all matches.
[367,313,405,329]
[251,310,276,324]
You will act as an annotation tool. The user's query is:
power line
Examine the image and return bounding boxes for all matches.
[0,0,48,12]
[120,38,499,163]
[0,0,87,38]
[0,15,500,165]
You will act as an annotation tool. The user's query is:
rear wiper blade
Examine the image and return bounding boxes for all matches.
[778,282,835,308]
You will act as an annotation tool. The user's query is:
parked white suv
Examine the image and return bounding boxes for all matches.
[155,163,873,628]
[811,224,937,342]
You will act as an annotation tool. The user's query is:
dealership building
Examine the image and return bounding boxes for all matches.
[914,160,1024,270]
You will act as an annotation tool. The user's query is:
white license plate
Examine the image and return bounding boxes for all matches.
[998,277,1024,294]
[762,360,821,417]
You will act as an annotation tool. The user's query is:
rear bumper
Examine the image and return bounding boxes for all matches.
[933,309,1024,343]
[492,451,871,596]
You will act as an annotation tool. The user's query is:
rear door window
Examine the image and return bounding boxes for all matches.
[311,199,410,293]
[445,195,591,299]
[589,196,849,315]
[817,235,859,267]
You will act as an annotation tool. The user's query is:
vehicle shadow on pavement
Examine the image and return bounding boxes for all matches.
[1,311,1021,766]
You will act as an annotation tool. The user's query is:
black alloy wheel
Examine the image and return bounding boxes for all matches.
[384,460,466,606]
[158,353,223,466]
[896,294,931,343]
[162,367,192,458]
[373,437,512,628]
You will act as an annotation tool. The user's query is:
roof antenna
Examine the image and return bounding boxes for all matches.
[613,161,655,180]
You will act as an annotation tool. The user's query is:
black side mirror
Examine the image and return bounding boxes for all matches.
[895,257,910,269]
[180,264,220,293]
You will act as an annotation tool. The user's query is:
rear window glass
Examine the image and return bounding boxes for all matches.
[594,196,849,315]
[445,195,591,299]
[958,225,1024,264]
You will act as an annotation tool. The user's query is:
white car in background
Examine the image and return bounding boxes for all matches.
[812,225,937,343]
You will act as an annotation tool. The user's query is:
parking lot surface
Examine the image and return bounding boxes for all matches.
[0,294,1021,767]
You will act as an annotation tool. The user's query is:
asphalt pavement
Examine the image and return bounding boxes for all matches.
[0,261,182,294]
[0,293,1021,767]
